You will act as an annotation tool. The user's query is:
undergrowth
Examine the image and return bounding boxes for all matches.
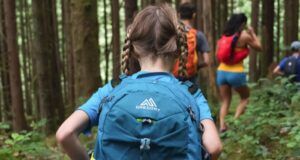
[220,77,300,160]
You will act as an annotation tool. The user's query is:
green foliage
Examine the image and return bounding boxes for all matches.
[220,77,300,159]
[0,119,64,160]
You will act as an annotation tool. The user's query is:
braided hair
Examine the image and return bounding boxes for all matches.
[176,21,188,78]
[120,5,188,77]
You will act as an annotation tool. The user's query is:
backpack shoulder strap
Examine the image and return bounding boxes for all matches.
[182,80,198,95]
[111,74,127,88]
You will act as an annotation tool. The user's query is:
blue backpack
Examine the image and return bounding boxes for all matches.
[93,73,210,160]
[284,56,300,81]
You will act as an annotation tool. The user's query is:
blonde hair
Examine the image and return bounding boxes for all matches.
[121,5,187,77]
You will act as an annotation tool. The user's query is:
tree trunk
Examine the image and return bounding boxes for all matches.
[51,0,65,124]
[63,0,75,110]
[3,0,27,131]
[195,0,204,31]
[275,0,280,63]
[260,0,274,77]
[19,0,32,116]
[230,0,234,15]
[202,0,218,101]
[284,0,299,55]
[220,0,227,34]
[125,0,138,28]
[32,0,64,133]
[0,0,12,123]
[25,0,38,118]
[71,0,101,102]
[111,0,121,79]
[249,0,260,82]
[104,0,109,83]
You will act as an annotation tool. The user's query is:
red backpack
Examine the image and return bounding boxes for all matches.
[216,34,249,65]
[173,28,198,78]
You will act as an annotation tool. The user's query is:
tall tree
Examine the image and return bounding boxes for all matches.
[111,0,121,79]
[125,0,138,28]
[260,0,274,77]
[3,0,27,131]
[195,0,204,31]
[275,0,280,62]
[62,0,75,110]
[19,0,32,116]
[0,0,11,122]
[103,0,109,83]
[71,0,101,102]
[202,0,218,101]
[32,0,64,133]
[284,0,299,55]
[219,0,227,35]
[249,0,260,82]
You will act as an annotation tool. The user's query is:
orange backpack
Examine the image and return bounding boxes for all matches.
[173,28,198,79]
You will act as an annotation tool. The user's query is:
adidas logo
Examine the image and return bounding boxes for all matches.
[136,98,160,112]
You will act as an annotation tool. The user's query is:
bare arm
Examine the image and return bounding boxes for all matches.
[243,27,262,51]
[56,110,90,160]
[198,52,210,69]
[273,65,284,75]
[201,119,222,160]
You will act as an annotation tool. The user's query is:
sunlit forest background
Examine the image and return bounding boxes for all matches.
[0,0,299,159]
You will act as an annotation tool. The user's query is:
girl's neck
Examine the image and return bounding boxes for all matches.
[139,57,171,73]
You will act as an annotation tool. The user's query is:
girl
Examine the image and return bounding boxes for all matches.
[216,13,262,132]
[56,5,221,160]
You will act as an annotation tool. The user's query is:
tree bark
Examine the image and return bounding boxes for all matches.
[32,0,64,133]
[111,0,121,79]
[275,0,280,62]
[249,0,260,82]
[0,0,12,123]
[260,0,274,77]
[283,0,299,55]
[71,0,101,102]
[104,0,109,83]
[3,0,27,131]
[25,0,38,118]
[195,0,204,31]
[63,0,75,110]
[202,0,218,101]
[19,0,32,116]
[51,0,65,124]
[125,0,138,28]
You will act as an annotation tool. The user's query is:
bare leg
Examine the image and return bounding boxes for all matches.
[234,86,250,119]
[219,85,232,131]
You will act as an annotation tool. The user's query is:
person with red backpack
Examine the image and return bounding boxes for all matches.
[216,13,262,132]
[173,2,210,83]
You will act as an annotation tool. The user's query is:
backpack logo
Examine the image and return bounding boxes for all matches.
[136,98,160,112]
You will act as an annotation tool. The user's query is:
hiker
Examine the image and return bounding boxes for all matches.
[273,41,300,82]
[216,13,262,132]
[173,2,210,83]
[56,5,222,160]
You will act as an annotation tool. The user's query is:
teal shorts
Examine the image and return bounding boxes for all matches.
[216,70,246,88]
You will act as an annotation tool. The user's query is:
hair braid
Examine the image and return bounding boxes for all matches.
[121,31,132,75]
[177,22,188,78]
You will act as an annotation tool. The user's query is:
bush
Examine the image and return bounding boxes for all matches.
[220,78,300,159]
[0,119,64,160]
